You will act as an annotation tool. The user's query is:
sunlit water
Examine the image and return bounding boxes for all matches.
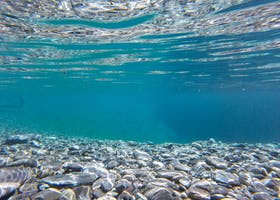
[0,0,280,143]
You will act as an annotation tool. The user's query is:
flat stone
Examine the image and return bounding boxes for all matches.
[205,157,228,169]
[145,187,173,200]
[157,170,187,181]
[32,188,62,200]
[0,182,19,199]
[133,150,150,161]
[74,186,91,200]
[188,186,210,200]
[252,192,272,200]
[41,172,98,187]
[115,179,133,193]
[213,170,240,187]
[59,189,76,200]
[5,134,40,145]
[118,191,135,200]
[62,162,83,172]
[6,158,39,168]
[83,163,109,177]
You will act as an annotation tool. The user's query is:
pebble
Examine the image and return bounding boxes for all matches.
[205,156,228,169]
[41,172,99,187]
[1,133,280,200]
[145,187,173,200]
[74,186,91,200]
[32,188,62,200]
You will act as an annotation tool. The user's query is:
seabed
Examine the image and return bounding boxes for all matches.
[0,133,280,200]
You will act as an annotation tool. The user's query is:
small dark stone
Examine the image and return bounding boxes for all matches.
[145,187,173,200]
[115,179,133,193]
[32,188,61,200]
[74,186,91,200]
[252,192,272,200]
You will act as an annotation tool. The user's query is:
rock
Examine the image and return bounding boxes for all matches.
[74,186,91,200]
[205,157,228,169]
[97,195,117,200]
[213,170,240,187]
[145,187,173,200]
[5,134,40,145]
[118,191,135,200]
[115,179,133,193]
[179,177,192,188]
[32,188,62,200]
[62,162,83,172]
[188,186,210,200]
[19,182,39,193]
[41,172,98,187]
[152,161,165,169]
[0,182,19,199]
[172,160,191,172]
[93,188,105,198]
[83,163,109,177]
[107,160,119,169]
[157,170,187,181]
[6,158,39,168]
[0,167,32,199]
[135,192,147,200]
[252,192,272,200]
[133,150,150,161]
[59,189,76,200]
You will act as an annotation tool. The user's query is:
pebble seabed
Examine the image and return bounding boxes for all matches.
[0,133,280,200]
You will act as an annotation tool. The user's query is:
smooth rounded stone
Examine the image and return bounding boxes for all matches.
[59,189,76,200]
[145,187,173,200]
[118,191,135,200]
[62,162,83,172]
[73,186,90,200]
[152,161,165,169]
[19,182,39,193]
[205,157,228,169]
[0,167,32,199]
[171,160,191,172]
[83,163,109,177]
[107,160,119,169]
[93,188,105,198]
[238,172,253,186]
[210,193,225,200]
[261,178,279,190]
[133,150,150,161]
[157,170,187,181]
[6,158,39,168]
[32,188,62,200]
[213,170,240,187]
[135,192,147,200]
[179,177,192,188]
[252,192,272,200]
[0,182,19,199]
[191,180,212,192]
[5,134,40,145]
[92,177,115,192]
[269,161,280,169]
[97,195,117,200]
[41,172,99,187]
[146,178,179,191]
[191,142,203,150]
[188,186,210,200]
[31,140,42,148]
[8,192,35,200]
[115,179,133,193]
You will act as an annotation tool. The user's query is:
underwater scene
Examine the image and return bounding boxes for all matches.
[1,0,280,199]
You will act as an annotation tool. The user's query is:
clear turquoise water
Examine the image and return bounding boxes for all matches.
[1,0,280,143]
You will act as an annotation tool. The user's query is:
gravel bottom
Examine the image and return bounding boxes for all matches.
[0,133,280,200]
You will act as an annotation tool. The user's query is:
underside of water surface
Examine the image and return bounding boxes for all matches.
[1,0,280,143]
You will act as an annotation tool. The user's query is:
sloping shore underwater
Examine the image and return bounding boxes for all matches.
[1,0,280,199]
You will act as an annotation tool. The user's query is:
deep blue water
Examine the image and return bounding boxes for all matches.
[1,0,280,143]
